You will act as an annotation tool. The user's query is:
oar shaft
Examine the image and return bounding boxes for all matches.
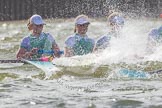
[0,50,64,63]
[0,60,25,63]
[38,50,64,54]
[149,69,162,74]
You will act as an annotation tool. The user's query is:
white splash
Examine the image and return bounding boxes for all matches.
[54,18,162,68]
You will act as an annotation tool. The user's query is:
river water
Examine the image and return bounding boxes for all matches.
[0,17,162,108]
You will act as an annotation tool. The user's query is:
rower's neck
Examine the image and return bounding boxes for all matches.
[32,33,41,37]
[77,33,86,37]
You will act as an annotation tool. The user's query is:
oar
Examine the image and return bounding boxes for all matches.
[0,58,60,77]
[119,68,162,78]
[0,50,64,63]
[21,59,60,78]
[37,50,64,55]
[0,60,25,63]
[149,69,162,74]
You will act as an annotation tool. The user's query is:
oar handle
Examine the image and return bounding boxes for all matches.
[37,50,64,55]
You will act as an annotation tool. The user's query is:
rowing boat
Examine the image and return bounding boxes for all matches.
[1,59,162,78]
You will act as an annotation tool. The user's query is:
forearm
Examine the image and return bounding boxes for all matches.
[17,51,33,59]
[16,48,37,59]
[52,44,61,58]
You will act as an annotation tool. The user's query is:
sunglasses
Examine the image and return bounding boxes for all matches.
[77,23,89,27]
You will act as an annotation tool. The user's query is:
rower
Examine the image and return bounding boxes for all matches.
[95,11,125,50]
[16,14,61,60]
[146,13,162,54]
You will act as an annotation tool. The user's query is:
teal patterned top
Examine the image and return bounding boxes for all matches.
[20,32,57,58]
[65,34,95,56]
[96,31,119,50]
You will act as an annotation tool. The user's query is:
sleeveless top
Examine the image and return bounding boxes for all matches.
[65,34,95,56]
[20,32,57,58]
[148,26,162,43]
[96,31,118,50]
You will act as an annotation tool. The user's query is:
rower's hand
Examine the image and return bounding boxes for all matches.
[23,48,38,59]
[31,48,39,54]
[53,45,61,57]
[54,49,61,57]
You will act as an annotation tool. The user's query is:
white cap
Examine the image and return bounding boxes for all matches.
[75,15,90,25]
[30,14,45,25]
[109,16,124,25]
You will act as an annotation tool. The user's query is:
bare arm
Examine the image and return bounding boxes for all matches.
[16,48,38,59]
[52,44,61,58]
[16,48,33,59]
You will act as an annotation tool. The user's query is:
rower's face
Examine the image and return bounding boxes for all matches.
[109,22,123,32]
[76,23,89,34]
[32,24,44,35]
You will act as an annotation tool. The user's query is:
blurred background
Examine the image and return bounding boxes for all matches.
[0,0,161,21]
